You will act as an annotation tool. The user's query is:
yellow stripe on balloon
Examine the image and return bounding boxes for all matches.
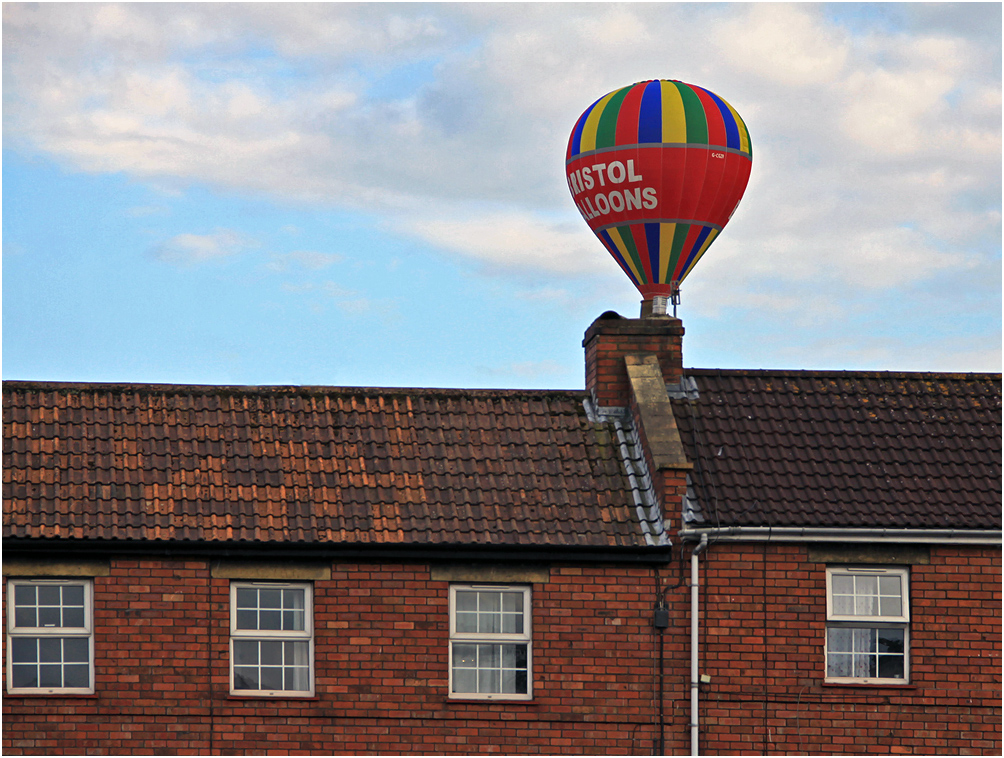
[658,222,677,282]
[660,81,688,144]
[680,228,720,280]
[608,227,645,283]
[721,99,751,155]
[579,91,620,153]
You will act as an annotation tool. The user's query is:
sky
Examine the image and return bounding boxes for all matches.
[3,2,1001,390]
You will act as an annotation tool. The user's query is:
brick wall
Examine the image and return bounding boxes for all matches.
[4,545,1000,756]
[3,557,672,756]
[683,542,1002,755]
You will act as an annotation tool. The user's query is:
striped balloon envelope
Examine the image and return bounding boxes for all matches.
[566,80,752,300]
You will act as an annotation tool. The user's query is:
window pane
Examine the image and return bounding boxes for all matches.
[827,627,853,653]
[453,644,477,668]
[456,591,478,612]
[236,610,257,630]
[501,611,523,634]
[62,585,85,607]
[39,638,62,663]
[259,610,282,630]
[453,668,477,693]
[878,629,905,654]
[480,593,501,614]
[878,653,905,679]
[64,664,90,688]
[456,611,478,633]
[502,644,528,669]
[854,593,877,616]
[11,638,38,663]
[12,664,38,688]
[260,640,283,666]
[14,606,38,628]
[14,584,37,606]
[854,654,875,677]
[39,664,62,687]
[502,593,523,613]
[259,589,282,609]
[285,641,309,667]
[284,589,305,610]
[234,640,258,666]
[63,607,85,629]
[879,579,902,617]
[478,668,500,693]
[831,575,853,595]
[283,610,304,631]
[38,607,62,628]
[234,667,259,690]
[285,666,310,691]
[63,638,89,663]
[501,668,520,694]
[479,609,500,634]
[37,586,61,606]
[260,666,283,691]
[832,594,854,615]
[236,588,257,608]
[878,575,901,597]
[852,628,875,653]
[478,643,500,669]
[827,652,853,678]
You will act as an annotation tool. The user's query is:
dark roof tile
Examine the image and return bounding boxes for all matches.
[675,370,1001,530]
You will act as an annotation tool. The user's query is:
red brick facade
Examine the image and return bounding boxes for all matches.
[3,557,672,755]
[4,543,1000,755]
[687,542,1002,755]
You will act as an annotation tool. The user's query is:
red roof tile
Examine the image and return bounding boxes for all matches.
[3,382,662,550]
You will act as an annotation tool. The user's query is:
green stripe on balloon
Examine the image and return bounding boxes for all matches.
[594,87,632,150]
[666,223,691,281]
[673,82,708,145]
[615,225,648,284]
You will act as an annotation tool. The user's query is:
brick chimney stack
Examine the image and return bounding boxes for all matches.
[583,309,684,409]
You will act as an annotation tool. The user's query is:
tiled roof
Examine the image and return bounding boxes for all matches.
[3,382,665,551]
[673,370,1002,530]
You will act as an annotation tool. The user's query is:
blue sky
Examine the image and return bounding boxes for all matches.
[3,2,1001,389]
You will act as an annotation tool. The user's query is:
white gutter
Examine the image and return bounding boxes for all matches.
[690,533,708,757]
[680,527,1001,545]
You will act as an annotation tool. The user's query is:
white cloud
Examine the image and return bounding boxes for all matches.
[151,229,255,266]
[713,4,850,87]
[3,2,999,345]
[401,210,608,275]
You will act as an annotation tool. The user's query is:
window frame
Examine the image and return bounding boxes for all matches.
[448,584,532,701]
[228,581,314,698]
[6,578,95,695]
[824,566,910,685]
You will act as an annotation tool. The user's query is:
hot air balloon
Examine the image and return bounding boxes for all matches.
[566,79,752,308]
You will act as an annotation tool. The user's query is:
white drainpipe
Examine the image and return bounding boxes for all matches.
[690,534,708,756]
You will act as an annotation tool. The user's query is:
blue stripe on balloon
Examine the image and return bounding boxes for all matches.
[680,225,714,273]
[598,229,640,285]
[703,89,740,150]
[637,80,663,144]
[644,223,662,283]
